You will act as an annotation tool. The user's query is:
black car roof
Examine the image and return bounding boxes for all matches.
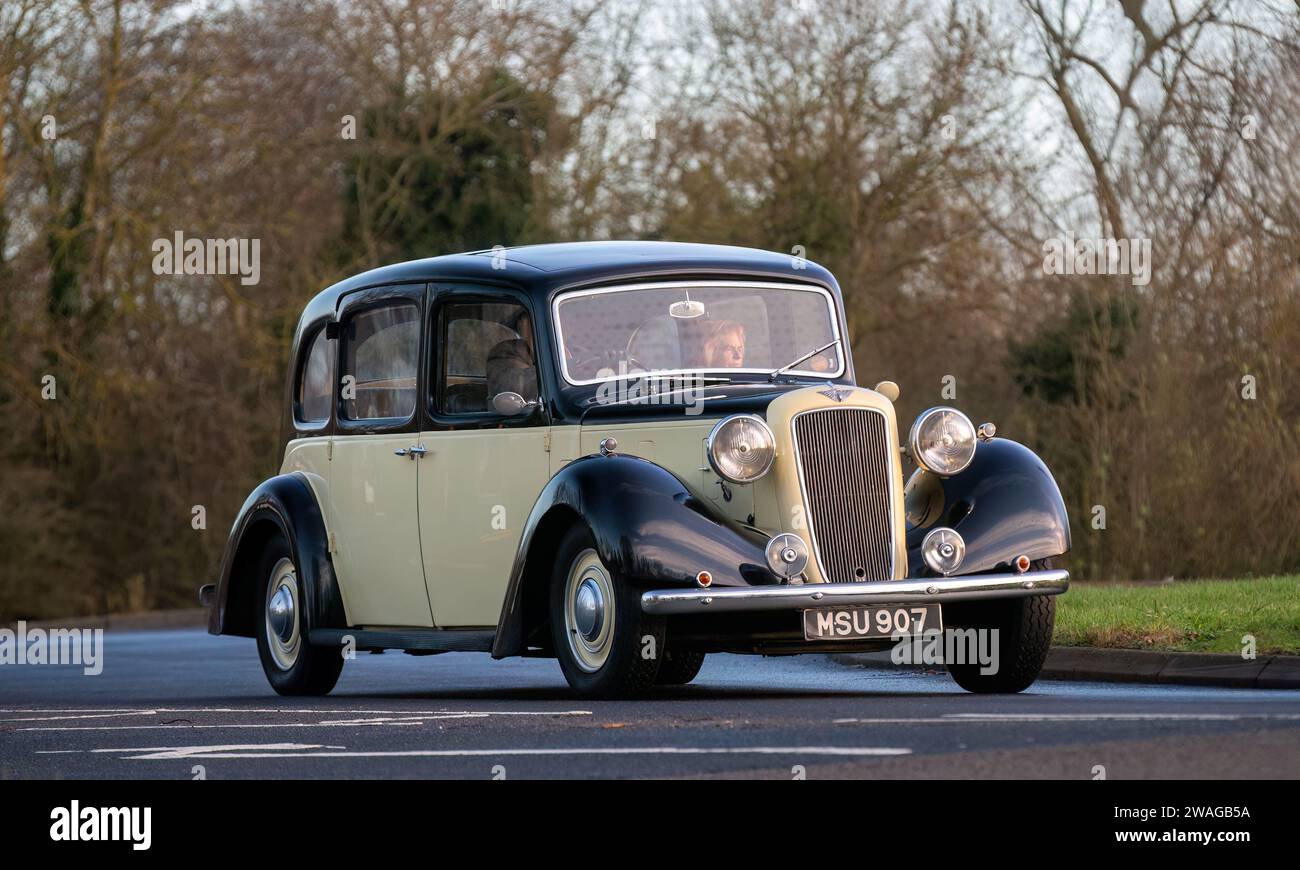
[298,241,841,331]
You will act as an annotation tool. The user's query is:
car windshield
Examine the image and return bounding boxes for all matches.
[553,281,844,385]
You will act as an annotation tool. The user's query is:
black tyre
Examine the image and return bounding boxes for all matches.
[549,524,664,698]
[253,534,344,696]
[655,648,706,685]
[946,583,1055,694]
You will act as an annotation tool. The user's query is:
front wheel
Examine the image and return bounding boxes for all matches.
[549,525,663,698]
[946,591,1056,694]
[253,534,344,696]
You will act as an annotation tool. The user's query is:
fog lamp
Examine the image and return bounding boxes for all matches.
[765,533,809,579]
[922,527,965,575]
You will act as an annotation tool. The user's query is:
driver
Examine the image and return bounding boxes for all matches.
[693,319,746,368]
[487,310,539,403]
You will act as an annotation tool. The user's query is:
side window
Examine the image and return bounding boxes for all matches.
[341,303,419,421]
[437,301,537,415]
[295,328,334,425]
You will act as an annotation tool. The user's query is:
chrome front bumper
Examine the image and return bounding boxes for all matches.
[640,569,1069,616]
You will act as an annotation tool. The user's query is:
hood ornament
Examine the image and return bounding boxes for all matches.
[818,382,853,403]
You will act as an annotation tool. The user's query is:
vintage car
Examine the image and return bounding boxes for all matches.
[200,241,1070,698]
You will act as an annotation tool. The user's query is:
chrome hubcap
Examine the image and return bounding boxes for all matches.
[264,557,301,671]
[574,579,605,641]
[269,585,295,642]
[564,549,615,673]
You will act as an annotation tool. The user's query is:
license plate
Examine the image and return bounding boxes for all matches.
[802,604,942,641]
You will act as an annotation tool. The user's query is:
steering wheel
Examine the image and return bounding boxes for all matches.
[569,347,648,378]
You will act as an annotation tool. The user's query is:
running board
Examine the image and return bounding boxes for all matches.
[308,628,495,653]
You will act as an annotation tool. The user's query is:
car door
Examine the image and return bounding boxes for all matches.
[328,284,435,628]
[417,287,551,627]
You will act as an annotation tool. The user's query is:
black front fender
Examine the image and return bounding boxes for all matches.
[209,472,347,638]
[491,454,776,658]
[904,438,1071,576]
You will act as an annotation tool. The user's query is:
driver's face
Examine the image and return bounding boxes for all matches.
[703,324,746,368]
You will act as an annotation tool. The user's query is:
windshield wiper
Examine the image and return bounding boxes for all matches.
[768,338,842,381]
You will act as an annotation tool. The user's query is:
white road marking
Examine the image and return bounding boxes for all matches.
[949,712,1300,721]
[315,716,450,725]
[0,709,148,714]
[18,721,433,732]
[832,713,1300,724]
[40,743,348,758]
[108,745,913,760]
[0,711,162,723]
[6,707,592,732]
[0,707,592,716]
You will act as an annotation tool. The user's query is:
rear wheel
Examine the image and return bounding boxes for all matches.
[655,648,706,685]
[550,525,663,698]
[253,534,344,696]
[946,575,1055,694]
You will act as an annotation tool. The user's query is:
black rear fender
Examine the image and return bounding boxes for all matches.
[209,472,347,638]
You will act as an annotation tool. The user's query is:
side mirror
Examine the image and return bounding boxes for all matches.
[492,391,539,416]
[874,380,900,402]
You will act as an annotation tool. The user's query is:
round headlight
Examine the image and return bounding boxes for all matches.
[922,527,965,575]
[908,407,977,476]
[765,533,809,579]
[706,414,775,483]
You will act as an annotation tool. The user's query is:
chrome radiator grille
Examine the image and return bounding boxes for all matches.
[793,408,895,582]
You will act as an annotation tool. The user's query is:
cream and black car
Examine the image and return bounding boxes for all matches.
[201,241,1071,698]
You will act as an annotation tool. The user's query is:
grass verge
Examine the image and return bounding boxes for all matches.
[1054,575,1300,655]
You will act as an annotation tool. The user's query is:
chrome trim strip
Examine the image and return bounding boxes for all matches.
[791,405,898,582]
[640,570,1069,615]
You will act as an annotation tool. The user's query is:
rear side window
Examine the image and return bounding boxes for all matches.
[295,328,334,425]
[341,304,419,421]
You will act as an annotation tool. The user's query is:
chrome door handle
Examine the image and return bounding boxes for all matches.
[394,448,409,457]
[408,444,428,457]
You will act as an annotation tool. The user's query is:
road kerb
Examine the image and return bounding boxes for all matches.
[831,646,1300,689]
[3,608,207,633]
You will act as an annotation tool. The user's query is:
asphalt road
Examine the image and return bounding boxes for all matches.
[2,628,1298,779]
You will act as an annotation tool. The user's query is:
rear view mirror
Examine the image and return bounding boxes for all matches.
[669,299,705,319]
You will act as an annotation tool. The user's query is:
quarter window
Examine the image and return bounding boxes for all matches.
[341,304,419,421]
[295,328,334,425]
